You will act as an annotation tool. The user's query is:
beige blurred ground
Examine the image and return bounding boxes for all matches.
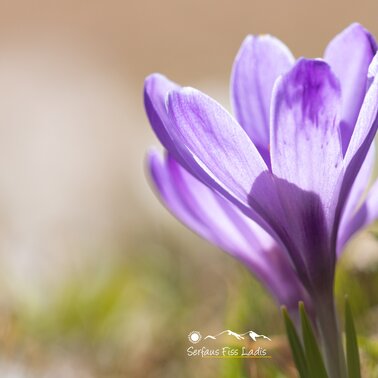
[0,1,377,376]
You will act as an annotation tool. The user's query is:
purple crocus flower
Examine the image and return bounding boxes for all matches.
[144,25,378,371]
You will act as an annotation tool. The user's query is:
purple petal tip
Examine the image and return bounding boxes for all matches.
[281,59,340,122]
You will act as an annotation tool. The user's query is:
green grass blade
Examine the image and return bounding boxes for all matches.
[299,302,328,378]
[345,297,361,378]
[282,306,308,378]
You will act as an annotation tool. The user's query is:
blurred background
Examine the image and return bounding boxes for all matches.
[0,0,377,376]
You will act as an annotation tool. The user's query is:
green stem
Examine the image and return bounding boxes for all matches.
[314,290,347,378]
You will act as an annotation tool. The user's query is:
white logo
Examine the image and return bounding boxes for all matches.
[188,331,202,344]
[186,329,272,359]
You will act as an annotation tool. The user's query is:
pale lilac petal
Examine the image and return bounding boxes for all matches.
[166,87,268,207]
[147,80,275,241]
[148,149,211,239]
[336,54,378,232]
[148,150,311,309]
[338,175,378,251]
[362,178,378,226]
[324,23,377,153]
[231,35,294,164]
[337,144,375,253]
[358,178,378,228]
[270,59,343,222]
[244,60,344,292]
[149,149,269,256]
[344,54,378,167]
[144,74,181,157]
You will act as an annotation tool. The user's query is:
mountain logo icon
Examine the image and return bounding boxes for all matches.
[203,330,271,342]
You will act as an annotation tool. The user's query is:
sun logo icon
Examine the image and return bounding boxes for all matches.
[188,331,202,344]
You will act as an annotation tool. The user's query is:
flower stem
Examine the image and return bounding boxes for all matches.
[314,290,347,378]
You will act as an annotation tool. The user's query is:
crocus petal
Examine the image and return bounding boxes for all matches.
[336,53,378,235]
[337,144,375,253]
[148,149,211,240]
[148,149,311,309]
[337,174,378,251]
[166,87,268,208]
[324,23,377,153]
[246,59,344,292]
[344,54,378,167]
[148,149,269,258]
[357,178,378,229]
[144,74,181,157]
[231,35,294,164]
[270,59,343,223]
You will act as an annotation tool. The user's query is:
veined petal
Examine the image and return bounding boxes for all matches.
[357,178,378,228]
[337,174,378,253]
[337,144,375,253]
[249,174,334,293]
[163,88,309,283]
[148,150,311,309]
[166,87,268,206]
[362,178,378,227]
[231,35,294,164]
[244,60,344,292]
[344,54,378,167]
[324,23,377,153]
[148,149,269,258]
[147,79,276,241]
[336,54,378,236]
[148,149,210,239]
[270,59,343,223]
[144,73,181,157]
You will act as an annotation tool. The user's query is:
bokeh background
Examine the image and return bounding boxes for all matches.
[0,1,378,377]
